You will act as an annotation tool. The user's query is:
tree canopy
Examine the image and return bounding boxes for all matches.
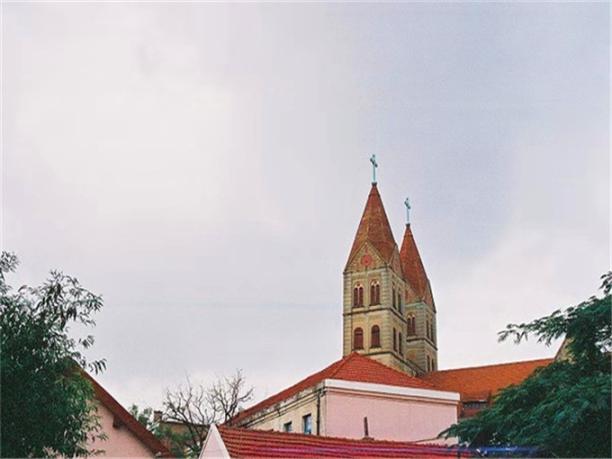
[0,252,105,457]
[442,272,611,458]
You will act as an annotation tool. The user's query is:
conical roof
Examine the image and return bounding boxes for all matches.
[346,184,399,268]
[400,224,434,307]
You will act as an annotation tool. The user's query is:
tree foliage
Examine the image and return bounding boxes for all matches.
[129,405,188,458]
[442,272,611,457]
[0,252,106,457]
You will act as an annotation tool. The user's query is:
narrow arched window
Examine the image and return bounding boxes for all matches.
[427,355,431,372]
[370,280,380,305]
[393,328,397,351]
[432,358,436,371]
[426,319,431,339]
[407,315,415,336]
[398,332,403,355]
[371,325,380,348]
[353,284,364,308]
[353,328,364,350]
[392,288,396,309]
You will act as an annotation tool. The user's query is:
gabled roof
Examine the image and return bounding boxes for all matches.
[231,353,436,425]
[346,184,399,269]
[213,425,468,458]
[81,370,173,457]
[420,358,553,401]
[400,224,433,306]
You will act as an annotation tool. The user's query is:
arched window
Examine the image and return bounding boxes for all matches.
[371,325,380,348]
[431,358,436,371]
[407,315,415,336]
[426,319,431,339]
[392,288,396,309]
[398,332,403,355]
[370,280,380,305]
[353,328,364,350]
[398,291,402,309]
[353,284,364,308]
[431,322,435,342]
[427,355,431,372]
[393,328,397,351]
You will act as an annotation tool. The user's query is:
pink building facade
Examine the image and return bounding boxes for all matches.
[83,371,172,457]
[232,353,459,444]
[323,379,458,442]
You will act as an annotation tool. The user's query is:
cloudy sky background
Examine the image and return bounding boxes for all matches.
[3,3,609,409]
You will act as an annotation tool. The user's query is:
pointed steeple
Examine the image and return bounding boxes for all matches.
[400,223,434,307]
[346,184,399,268]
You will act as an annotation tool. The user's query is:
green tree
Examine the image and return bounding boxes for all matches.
[0,252,106,457]
[442,272,611,457]
[129,404,191,457]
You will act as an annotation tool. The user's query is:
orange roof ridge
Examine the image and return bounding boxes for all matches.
[346,184,399,268]
[327,351,359,377]
[218,424,449,447]
[215,424,467,457]
[231,353,436,425]
[336,352,437,389]
[421,357,553,401]
[426,357,554,374]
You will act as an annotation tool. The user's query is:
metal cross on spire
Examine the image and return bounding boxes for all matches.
[404,197,411,224]
[370,154,378,184]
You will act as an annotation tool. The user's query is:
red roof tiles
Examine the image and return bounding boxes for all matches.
[81,370,173,457]
[420,358,553,402]
[346,184,399,268]
[216,425,468,458]
[400,224,433,307]
[231,353,436,425]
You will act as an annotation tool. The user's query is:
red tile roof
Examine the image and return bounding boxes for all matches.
[420,358,553,401]
[216,425,468,458]
[231,353,436,425]
[346,184,399,268]
[81,370,173,457]
[399,224,434,307]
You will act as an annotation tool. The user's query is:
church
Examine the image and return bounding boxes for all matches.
[199,159,553,456]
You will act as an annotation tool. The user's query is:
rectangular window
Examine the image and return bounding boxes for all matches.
[283,421,293,433]
[302,414,312,435]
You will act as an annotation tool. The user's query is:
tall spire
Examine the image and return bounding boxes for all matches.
[346,184,398,267]
[400,216,434,307]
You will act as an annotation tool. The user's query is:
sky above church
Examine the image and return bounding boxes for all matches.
[3,3,609,409]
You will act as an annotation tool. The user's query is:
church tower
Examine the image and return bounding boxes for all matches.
[400,219,438,373]
[342,157,437,376]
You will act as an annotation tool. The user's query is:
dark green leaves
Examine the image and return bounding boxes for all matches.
[0,252,105,457]
[442,272,612,458]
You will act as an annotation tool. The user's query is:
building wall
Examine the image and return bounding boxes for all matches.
[88,402,156,457]
[239,386,325,436]
[238,381,459,444]
[324,389,457,442]
[343,243,411,374]
[405,300,438,373]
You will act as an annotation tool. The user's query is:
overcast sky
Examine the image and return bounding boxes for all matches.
[3,2,609,410]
